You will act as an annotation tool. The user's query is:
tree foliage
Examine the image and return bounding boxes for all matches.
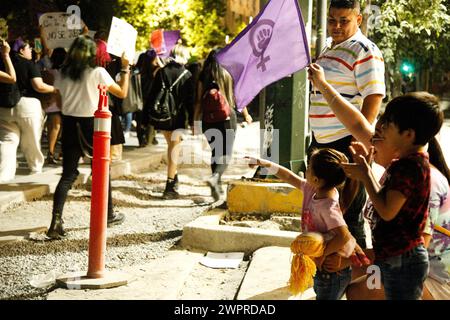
[116,0,228,60]
[364,0,450,95]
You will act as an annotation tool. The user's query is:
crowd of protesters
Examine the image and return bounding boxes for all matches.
[0,0,448,300]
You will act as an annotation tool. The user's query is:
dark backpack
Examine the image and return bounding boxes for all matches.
[201,82,231,123]
[149,69,188,127]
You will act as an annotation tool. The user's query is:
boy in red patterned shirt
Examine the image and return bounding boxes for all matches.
[341,92,443,299]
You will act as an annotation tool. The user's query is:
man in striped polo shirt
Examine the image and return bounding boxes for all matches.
[307,0,385,250]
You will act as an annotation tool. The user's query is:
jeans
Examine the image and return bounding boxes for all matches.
[376,244,429,300]
[313,267,352,300]
[121,112,133,133]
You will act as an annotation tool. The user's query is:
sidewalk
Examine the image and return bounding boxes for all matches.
[1,123,301,300]
[0,133,166,215]
[2,118,450,300]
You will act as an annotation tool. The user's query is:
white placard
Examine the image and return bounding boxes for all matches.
[106,17,137,61]
[39,12,85,49]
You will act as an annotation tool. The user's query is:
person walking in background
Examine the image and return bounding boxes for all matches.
[143,44,194,199]
[39,48,66,165]
[0,39,56,182]
[94,31,126,162]
[193,48,252,202]
[135,49,162,147]
[0,39,18,181]
[47,35,129,239]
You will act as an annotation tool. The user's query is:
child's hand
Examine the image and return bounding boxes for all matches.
[350,244,372,267]
[340,155,371,181]
[244,156,260,169]
[244,156,271,169]
[349,142,373,164]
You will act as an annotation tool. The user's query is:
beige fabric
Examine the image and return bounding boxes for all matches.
[424,277,450,300]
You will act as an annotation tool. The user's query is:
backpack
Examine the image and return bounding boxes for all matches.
[201,82,231,123]
[149,69,189,127]
[121,69,143,114]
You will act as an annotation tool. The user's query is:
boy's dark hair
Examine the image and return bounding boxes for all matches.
[380,92,443,146]
[310,148,349,189]
[329,0,360,11]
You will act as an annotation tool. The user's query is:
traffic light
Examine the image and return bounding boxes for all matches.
[400,60,415,76]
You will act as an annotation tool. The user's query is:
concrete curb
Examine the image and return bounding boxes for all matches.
[0,147,165,215]
[180,209,299,256]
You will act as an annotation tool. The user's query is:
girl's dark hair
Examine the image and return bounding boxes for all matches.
[428,136,450,185]
[50,47,67,70]
[310,148,349,189]
[61,35,97,81]
[199,48,235,108]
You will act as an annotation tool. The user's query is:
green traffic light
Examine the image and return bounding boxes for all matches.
[400,61,414,74]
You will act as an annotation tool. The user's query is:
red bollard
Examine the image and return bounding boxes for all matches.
[87,85,112,279]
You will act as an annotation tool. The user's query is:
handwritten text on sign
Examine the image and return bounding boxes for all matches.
[39,12,85,49]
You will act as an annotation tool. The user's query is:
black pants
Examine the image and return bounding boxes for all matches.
[202,110,237,180]
[53,116,113,217]
[308,134,367,248]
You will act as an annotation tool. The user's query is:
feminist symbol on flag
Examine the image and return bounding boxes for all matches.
[249,19,275,72]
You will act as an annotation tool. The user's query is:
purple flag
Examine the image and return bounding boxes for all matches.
[216,0,310,111]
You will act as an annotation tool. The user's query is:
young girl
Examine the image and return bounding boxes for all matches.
[246,148,358,300]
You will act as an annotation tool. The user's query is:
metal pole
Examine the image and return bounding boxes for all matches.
[315,0,328,59]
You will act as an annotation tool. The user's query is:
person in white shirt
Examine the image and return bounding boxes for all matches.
[47,35,129,239]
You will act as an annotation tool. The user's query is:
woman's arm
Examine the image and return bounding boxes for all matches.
[308,63,374,149]
[0,41,16,84]
[31,77,57,94]
[245,156,305,189]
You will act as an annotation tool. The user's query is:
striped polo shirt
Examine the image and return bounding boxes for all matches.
[310,29,386,144]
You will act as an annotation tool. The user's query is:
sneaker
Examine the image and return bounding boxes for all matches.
[152,137,159,145]
[107,212,125,227]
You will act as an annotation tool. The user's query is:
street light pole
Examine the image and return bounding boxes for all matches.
[315,0,327,59]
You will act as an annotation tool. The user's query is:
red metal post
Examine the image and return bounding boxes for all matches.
[87,85,112,279]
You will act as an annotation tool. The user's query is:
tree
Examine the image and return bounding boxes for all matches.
[116,0,228,60]
[365,0,450,97]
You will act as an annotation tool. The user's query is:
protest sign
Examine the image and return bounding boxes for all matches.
[39,12,85,49]
[106,17,137,60]
[150,29,180,57]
